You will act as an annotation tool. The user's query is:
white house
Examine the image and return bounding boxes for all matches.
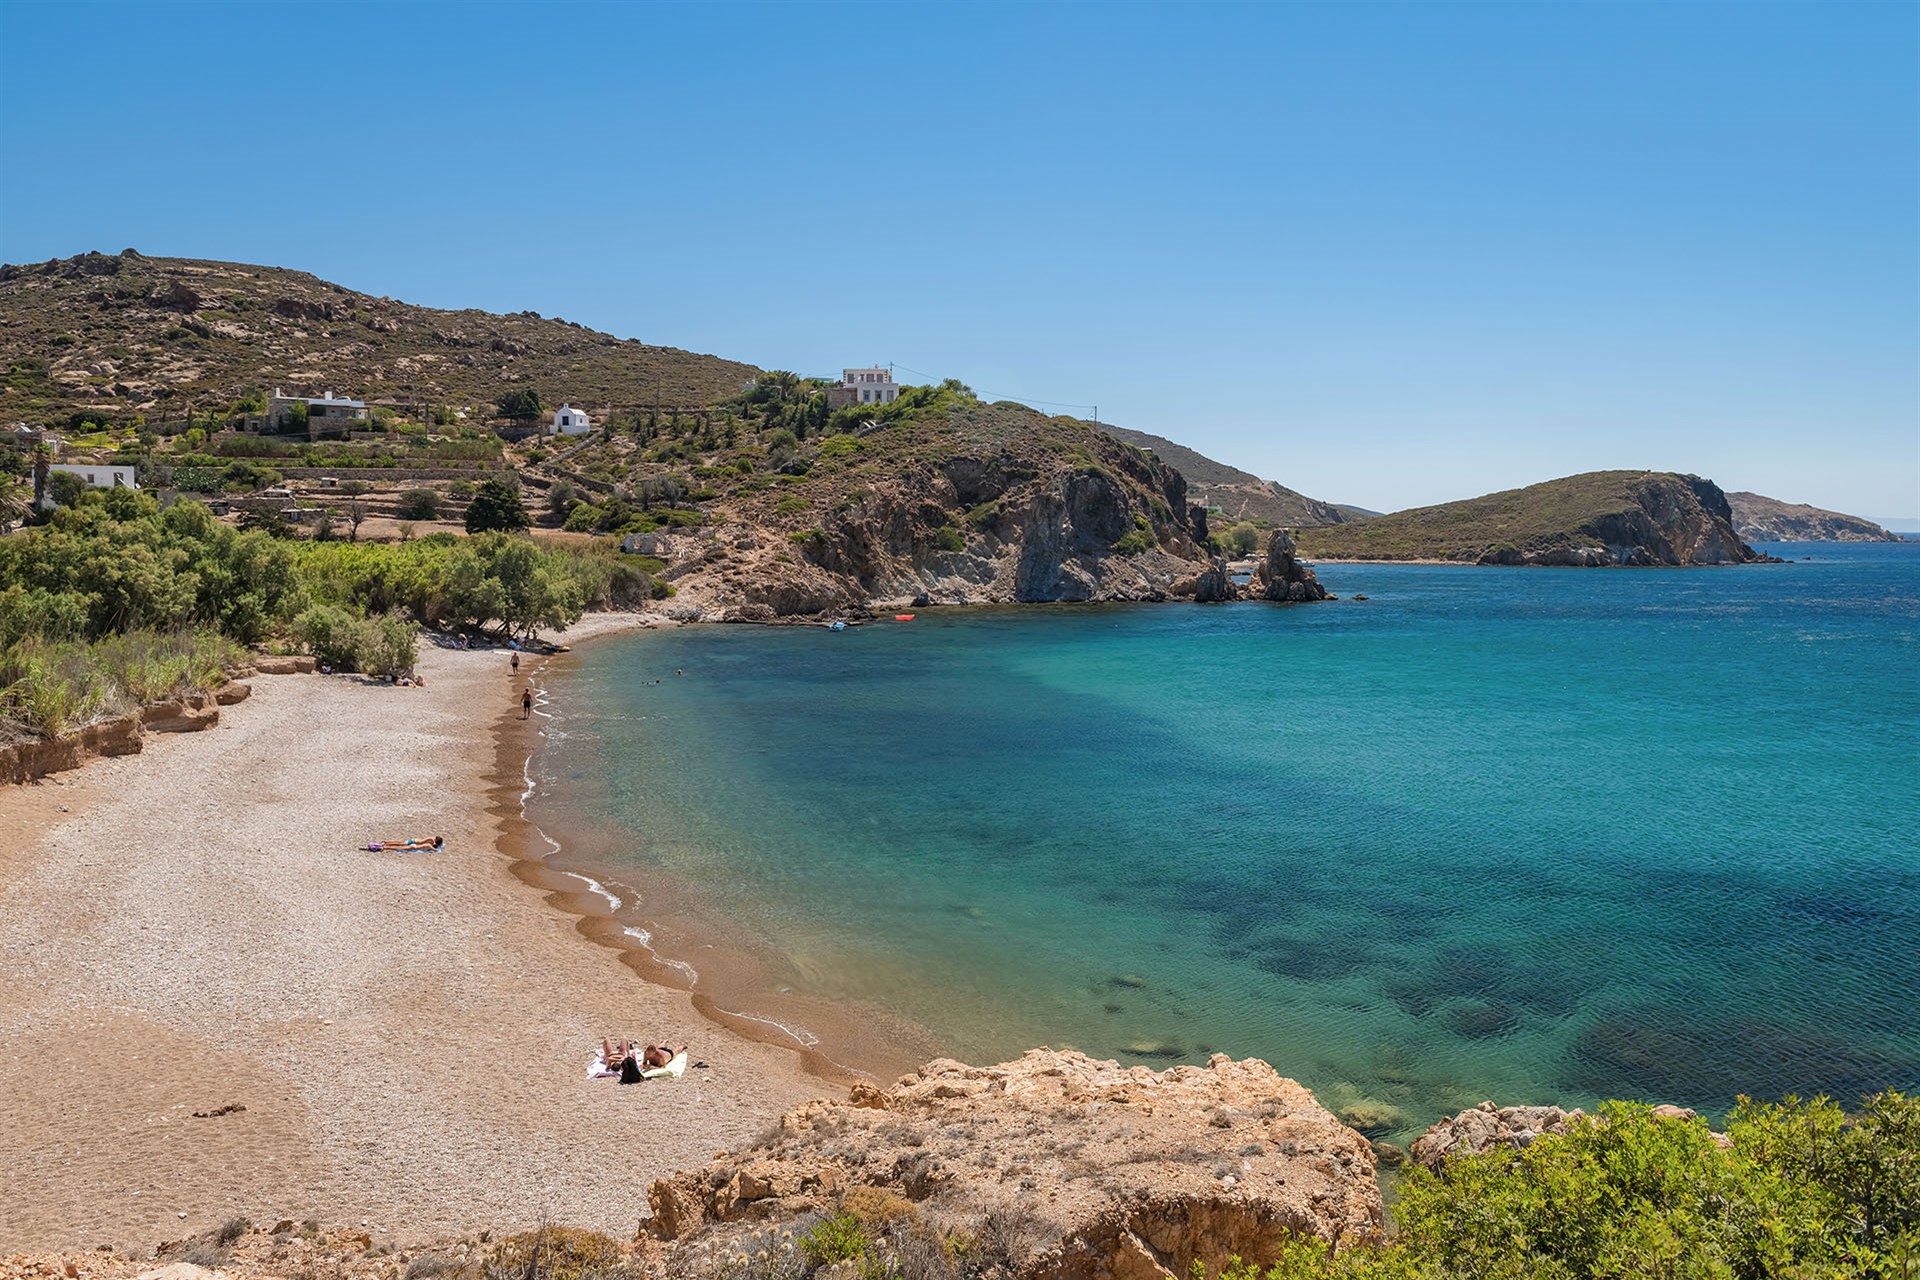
[53,463,138,490]
[550,404,592,436]
[840,367,900,406]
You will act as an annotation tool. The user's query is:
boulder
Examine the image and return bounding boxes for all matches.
[1408,1101,1585,1170]
[253,655,316,675]
[213,681,252,705]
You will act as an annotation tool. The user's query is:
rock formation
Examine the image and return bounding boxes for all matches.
[644,1049,1382,1279]
[1255,529,1330,601]
[1407,1101,1586,1171]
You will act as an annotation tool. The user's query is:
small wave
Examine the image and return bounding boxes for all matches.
[623,926,700,982]
[710,1004,822,1048]
[565,870,624,912]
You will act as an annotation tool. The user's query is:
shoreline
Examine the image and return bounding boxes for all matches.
[496,617,943,1091]
[0,620,830,1252]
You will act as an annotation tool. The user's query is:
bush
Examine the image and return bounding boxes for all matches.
[1228,1091,1920,1280]
[931,525,965,553]
[396,488,442,521]
[799,1212,869,1267]
[1113,515,1156,556]
[291,605,416,676]
[563,502,605,533]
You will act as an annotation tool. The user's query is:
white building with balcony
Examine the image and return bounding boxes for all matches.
[833,367,901,408]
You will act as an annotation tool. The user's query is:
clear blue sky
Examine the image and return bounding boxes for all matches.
[2,0,1916,518]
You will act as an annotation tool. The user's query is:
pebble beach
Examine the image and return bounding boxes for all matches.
[0,620,824,1253]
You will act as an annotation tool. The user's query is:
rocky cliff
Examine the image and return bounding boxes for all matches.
[1297,471,1769,567]
[1170,530,1331,604]
[635,402,1311,620]
[642,1049,1382,1279]
[1725,491,1901,543]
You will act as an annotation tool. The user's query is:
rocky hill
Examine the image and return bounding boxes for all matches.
[558,390,1334,619]
[1296,471,1766,566]
[1726,491,1900,543]
[1092,424,1362,529]
[0,250,758,422]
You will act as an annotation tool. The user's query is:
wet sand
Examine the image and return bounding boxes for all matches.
[0,619,830,1252]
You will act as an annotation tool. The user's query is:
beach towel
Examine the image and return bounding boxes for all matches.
[586,1054,618,1080]
[641,1050,689,1080]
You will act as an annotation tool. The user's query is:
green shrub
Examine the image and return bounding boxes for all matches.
[1219,1091,1920,1280]
[931,525,965,553]
[774,494,811,517]
[799,1212,870,1268]
[1113,515,1156,556]
[562,503,605,533]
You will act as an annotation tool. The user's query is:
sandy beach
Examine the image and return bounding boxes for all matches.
[0,618,828,1253]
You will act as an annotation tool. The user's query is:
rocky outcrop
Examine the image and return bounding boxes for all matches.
[1726,492,1902,543]
[0,713,145,784]
[644,1049,1382,1279]
[1255,530,1330,601]
[1408,1102,1587,1171]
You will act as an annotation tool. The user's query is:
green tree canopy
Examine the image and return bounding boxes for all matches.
[464,478,530,533]
[495,387,545,423]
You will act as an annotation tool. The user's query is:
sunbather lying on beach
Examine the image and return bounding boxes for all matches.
[367,836,444,852]
[643,1042,688,1069]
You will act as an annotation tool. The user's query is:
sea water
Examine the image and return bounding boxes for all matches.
[530,543,1919,1135]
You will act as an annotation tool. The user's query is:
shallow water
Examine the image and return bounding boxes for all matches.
[532,543,1920,1135]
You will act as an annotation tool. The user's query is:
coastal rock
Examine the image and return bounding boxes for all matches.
[252,655,317,675]
[1172,557,1239,603]
[1408,1101,1585,1170]
[1255,530,1330,603]
[0,712,145,784]
[213,681,253,705]
[644,1049,1382,1278]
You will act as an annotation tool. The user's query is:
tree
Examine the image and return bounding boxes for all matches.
[546,479,580,518]
[495,387,544,424]
[464,478,530,533]
[46,470,89,509]
[346,500,368,543]
[282,400,308,433]
[395,488,441,521]
[1228,521,1261,556]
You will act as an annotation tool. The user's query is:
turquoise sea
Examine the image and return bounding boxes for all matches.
[530,542,1920,1136]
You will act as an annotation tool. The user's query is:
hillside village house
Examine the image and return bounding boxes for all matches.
[264,388,369,433]
[52,463,137,490]
[827,367,902,410]
[549,404,592,436]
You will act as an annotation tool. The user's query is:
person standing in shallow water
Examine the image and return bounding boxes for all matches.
[521,688,533,719]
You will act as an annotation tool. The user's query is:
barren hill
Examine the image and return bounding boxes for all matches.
[1725,492,1900,543]
[1296,471,1765,566]
[0,250,758,423]
[1093,423,1360,528]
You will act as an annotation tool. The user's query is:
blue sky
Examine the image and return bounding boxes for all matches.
[2,0,1915,519]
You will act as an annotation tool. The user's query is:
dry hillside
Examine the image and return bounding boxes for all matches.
[0,250,759,423]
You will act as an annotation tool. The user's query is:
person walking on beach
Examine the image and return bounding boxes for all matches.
[511,651,520,675]
[521,687,533,719]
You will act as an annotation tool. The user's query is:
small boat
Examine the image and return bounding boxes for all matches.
[894,614,916,621]
[826,620,847,632]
